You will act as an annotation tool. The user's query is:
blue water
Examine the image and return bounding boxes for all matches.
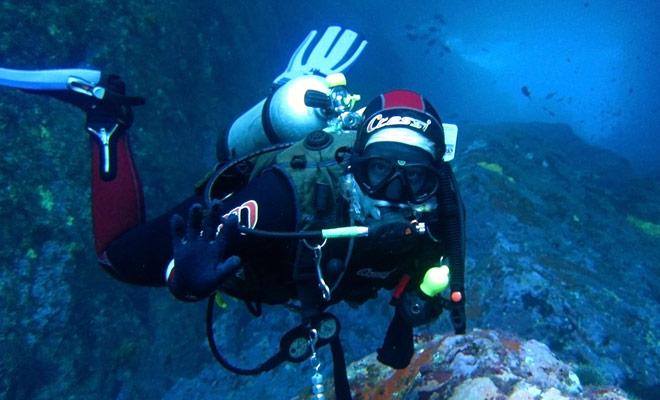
[312,0,660,175]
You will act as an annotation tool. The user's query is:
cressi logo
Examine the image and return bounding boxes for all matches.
[366,114,432,133]
[356,268,396,280]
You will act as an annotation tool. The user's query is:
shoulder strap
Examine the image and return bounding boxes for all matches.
[269,131,355,230]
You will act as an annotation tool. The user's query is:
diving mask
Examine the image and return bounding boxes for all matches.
[351,142,439,204]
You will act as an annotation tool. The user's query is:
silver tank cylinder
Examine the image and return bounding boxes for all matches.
[224,75,331,159]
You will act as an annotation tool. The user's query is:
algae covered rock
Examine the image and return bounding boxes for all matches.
[328,329,629,400]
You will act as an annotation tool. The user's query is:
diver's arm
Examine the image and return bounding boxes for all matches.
[102,196,202,286]
[102,167,298,289]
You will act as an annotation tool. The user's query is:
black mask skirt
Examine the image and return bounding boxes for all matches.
[352,142,439,204]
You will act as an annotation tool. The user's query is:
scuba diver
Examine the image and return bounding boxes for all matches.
[0,26,466,400]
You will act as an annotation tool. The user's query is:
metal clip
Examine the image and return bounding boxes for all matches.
[86,124,118,174]
[67,76,105,99]
[303,239,331,301]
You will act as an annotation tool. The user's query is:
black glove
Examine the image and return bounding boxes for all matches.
[168,201,241,301]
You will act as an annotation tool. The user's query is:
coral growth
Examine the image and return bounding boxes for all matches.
[333,330,629,400]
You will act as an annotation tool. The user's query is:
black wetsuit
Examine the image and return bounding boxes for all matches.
[101,164,462,313]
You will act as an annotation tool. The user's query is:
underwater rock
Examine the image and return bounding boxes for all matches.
[322,329,630,400]
[456,122,660,398]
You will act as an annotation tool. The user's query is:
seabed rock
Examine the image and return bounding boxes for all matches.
[298,329,630,400]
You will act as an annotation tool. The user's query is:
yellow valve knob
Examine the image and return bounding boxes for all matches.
[420,265,450,297]
[326,73,347,88]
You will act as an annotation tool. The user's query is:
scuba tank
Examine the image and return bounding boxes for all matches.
[218,73,361,161]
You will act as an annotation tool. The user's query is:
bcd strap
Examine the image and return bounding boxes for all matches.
[330,334,352,400]
[376,309,414,369]
[378,274,415,369]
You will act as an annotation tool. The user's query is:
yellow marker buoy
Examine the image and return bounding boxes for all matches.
[419,265,450,297]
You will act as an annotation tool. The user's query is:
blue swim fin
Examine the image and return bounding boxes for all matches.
[0,66,145,111]
[0,67,102,94]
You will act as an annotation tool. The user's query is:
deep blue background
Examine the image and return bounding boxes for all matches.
[267,0,660,175]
